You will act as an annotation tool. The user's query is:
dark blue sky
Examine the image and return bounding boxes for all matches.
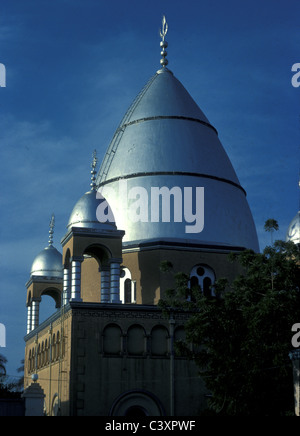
[0,0,299,378]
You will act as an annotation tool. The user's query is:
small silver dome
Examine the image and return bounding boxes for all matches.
[67,190,116,230]
[30,246,63,279]
[286,211,300,245]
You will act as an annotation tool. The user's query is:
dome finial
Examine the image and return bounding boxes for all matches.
[90,149,98,191]
[159,15,169,68]
[48,214,55,247]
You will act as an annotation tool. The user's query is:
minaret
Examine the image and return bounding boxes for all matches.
[26,215,63,334]
[61,150,125,304]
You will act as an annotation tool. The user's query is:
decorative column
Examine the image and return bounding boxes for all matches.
[63,267,71,305]
[132,280,137,303]
[100,267,110,303]
[27,304,32,334]
[110,260,122,304]
[70,257,83,302]
[31,300,40,331]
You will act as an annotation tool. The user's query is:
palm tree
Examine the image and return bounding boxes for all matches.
[15,360,24,391]
[0,354,7,393]
[0,354,7,377]
[264,219,279,290]
[264,218,279,245]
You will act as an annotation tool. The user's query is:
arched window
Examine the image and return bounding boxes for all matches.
[203,277,212,297]
[28,350,32,373]
[41,342,45,367]
[190,276,199,288]
[45,339,49,365]
[151,326,169,356]
[56,331,60,360]
[52,334,56,361]
[189,265,215,298]
[31,348,35,373]
[32,348,36,373]
[37,344,41,369]
[125,279,132,304]
[120,267,135,304]
[103,324,122,355]
[127,325,145,356]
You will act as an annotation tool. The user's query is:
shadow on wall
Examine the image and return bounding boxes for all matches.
[137,251,161,304]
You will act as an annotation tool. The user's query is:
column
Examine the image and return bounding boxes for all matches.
[70,257,83,302]
[27,304,32,334]
[31,300,40,331]
[100,267,110,303]
[63,267,71,305]
[110,260,121,304]
[132,280,137,303]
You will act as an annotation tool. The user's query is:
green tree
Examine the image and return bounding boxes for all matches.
[264,218,279,245]
[159,224,300,416]
[0,355,23,398]
[15,360,24,392]
[0,354,7,379]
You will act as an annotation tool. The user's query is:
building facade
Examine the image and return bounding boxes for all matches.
[24,17,259,416]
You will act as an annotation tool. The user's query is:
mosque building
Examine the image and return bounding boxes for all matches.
[23,17,260,416]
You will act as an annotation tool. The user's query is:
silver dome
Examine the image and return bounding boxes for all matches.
[30,246,63,278]
[67,190,116,230]
[96,68,259,252]
[286,211,300,245]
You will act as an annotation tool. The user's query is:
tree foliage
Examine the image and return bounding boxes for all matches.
[0,354,23,398]
[159,229,300,416]
[0,354,7,378]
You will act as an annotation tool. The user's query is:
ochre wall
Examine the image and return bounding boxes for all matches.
[122,248,243,304]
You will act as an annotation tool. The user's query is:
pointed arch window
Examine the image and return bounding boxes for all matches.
[124,279,132,304]
[189,264,216,299]
[120,267,136,304]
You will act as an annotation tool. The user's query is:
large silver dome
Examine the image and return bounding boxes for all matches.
[96,68,259,252]
[286,211,300,245]
[30,246,63,279]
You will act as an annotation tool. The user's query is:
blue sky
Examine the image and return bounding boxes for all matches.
[0,0,299,378]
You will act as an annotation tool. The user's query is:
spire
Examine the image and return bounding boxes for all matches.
[48,214,55,247]
[159,15,169,68]
[90,149,98,191]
